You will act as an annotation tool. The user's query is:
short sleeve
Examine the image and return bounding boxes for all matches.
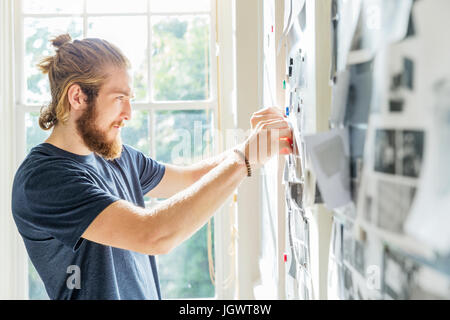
[126,146,166,195]
[13,162,120,252]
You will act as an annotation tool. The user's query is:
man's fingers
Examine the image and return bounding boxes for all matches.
[251,114,284,128]
[257,118,290,130]
[253,106,284,117]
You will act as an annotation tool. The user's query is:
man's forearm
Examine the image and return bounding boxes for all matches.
[187,148,235,182]
[145,151,247,253]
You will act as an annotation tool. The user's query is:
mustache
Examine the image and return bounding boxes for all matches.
[112,121,126,128]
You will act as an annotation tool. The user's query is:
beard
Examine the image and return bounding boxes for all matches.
[76,99,123,160]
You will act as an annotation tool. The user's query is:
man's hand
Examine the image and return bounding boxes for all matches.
[250,106,286,129]
[237,107,293,169]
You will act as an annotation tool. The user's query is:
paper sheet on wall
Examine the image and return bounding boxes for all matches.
[278,0,306,55]
[391,0,450,256]
[349,0,413,55]
[404,84,450,254]
[304,128,351,209]
[333,0,362,73]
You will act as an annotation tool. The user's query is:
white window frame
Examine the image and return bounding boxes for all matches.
[12,0,227,300]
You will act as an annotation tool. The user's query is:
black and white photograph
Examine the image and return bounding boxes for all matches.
[376,180,416,233]
[349,126,366,201]
[388,57,415,113]
[399,130,424,178]
[344,60,374,126]
[374,129,396,174]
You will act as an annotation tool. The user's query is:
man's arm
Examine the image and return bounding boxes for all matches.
[81,116,292,255]
[146,150,232,199]
[83,150,247,255]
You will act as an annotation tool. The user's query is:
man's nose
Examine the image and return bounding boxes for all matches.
[122,99,132,121]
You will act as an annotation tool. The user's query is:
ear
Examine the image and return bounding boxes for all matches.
[67,84,88,111]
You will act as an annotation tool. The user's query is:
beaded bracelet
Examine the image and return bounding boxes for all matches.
[233,149,251,177]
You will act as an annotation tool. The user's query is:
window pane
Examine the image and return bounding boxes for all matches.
[157,220,215,299]
[151,16,211,101]
[86,0,147,13]
[155,109,214,298]
[151,0,210,13]
[155,110,213,164]
[26,112,51,153]
[23,0,83,14]
[24,18,83,104]
[88,16,149,102]
[29,260,49,300]
[121,110,151,155]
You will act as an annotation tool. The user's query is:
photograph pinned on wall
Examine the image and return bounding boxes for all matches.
[330,0,362,79]
[408,261,450,299]
[383,247,450,300]
[343,264,355,300]
[287,244,298,280]
[353,239,366,276]
[283,160,290,185]
[296,241,310,273]
[280,0,306,54]
[349,125,367,202]
[373,128,424,178]
[389,56,415,113]
[285,0,307,57]
[288,154,304,183]
[287,181,304,210]
[330,219,343,262]
[327,256,342,299]
[374,129,396,174]
[399,130,424,178]
[382,246,414,300]
[342,220,355,267]
[345,60,374,126]
[288,48,307,90]
[328,219,344,299]
[304,128,351,209]
[342,219,365,277]
[363,194,374,223]
[349,0,413,55]
[298,270,313,300]
[376,180,416,234]
[404,77,450,255]
[292,208,304,242]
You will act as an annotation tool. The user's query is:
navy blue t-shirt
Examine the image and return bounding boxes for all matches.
[11,143,166,300]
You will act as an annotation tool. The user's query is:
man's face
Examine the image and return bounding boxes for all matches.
[76,67,133,160]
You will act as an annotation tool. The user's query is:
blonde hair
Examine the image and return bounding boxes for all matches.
[37,34,130,130]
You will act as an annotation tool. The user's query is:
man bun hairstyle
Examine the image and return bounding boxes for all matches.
[37,33,130,130]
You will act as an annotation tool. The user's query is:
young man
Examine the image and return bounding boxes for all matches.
[11,34,292,299]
